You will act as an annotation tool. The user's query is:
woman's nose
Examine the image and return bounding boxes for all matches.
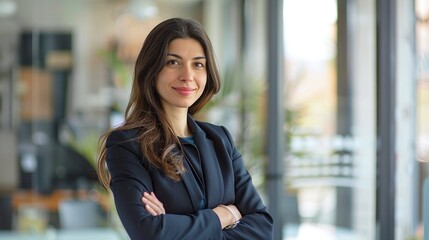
[179,65,193,81]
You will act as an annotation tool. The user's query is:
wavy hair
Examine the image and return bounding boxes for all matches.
[97,18,221,188]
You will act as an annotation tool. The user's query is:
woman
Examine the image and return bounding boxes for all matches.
[97,18,273,240]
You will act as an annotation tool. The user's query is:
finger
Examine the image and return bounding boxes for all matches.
[145,204,159,216]
[142,193,165,215]
[145,192,161,203]
[150,192,161,201]
[142,197,162,214]
[143,192,162,207]
[143,197,165,215]
[144,192,165,214]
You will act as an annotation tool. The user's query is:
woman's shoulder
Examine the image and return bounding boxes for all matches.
[194,120,233,141]
[195,120,225,134]
[106,128,140,147]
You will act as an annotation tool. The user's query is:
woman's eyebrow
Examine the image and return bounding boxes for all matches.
[167,53,206,60]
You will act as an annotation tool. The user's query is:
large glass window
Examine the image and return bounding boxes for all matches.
[282,0,377,239]
[415,0,429,238]
[416,0,429,173]
[395,0,420,239]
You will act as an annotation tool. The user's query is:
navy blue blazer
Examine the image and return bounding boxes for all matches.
[106,116,273,240]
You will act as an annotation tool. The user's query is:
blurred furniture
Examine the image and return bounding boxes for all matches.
[12,190,73,230]
[18,31,73,195]
[424,177,429,240]
[16,205,48,233]
[12,189,110,213]
[0,194,12,230]
[12,190,74,212]
[0,131,18,190]
[58,199,103,229]
[12,189,110,229]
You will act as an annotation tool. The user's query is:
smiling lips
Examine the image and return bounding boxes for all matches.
[173,87,196,96]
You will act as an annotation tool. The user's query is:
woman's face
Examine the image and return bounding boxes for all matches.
[156,38,207,114]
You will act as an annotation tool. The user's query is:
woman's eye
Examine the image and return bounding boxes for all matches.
[194,62,204,68]
[166,59,179,66]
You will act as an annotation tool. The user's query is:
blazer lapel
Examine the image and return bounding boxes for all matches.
[180,159,202,212]
[188,116,224,208]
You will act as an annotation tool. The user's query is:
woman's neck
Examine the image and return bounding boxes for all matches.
[165,109,191,137]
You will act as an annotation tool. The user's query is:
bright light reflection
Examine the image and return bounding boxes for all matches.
[416,0,429,18]
[283,0,337,61]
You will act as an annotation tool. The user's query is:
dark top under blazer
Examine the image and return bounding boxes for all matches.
[106,116,273,240]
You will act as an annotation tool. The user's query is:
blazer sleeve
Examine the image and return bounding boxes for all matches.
[106,130,225,240]
[219,126,274,240]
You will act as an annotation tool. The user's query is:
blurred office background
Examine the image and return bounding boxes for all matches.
[0,0,428,239]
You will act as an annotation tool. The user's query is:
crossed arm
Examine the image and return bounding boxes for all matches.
[107,129,273,239]
[142,191,242,229]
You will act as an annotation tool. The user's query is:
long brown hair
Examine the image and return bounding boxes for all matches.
[97,18,221,189]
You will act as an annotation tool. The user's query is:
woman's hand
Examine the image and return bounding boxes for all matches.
[142,192,166,216]
[142,192,243,229]
[212,204,242,229]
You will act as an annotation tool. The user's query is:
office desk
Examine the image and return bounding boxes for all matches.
[12,190,111,212]
[0,228,126,240]
[12,190,74,212]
